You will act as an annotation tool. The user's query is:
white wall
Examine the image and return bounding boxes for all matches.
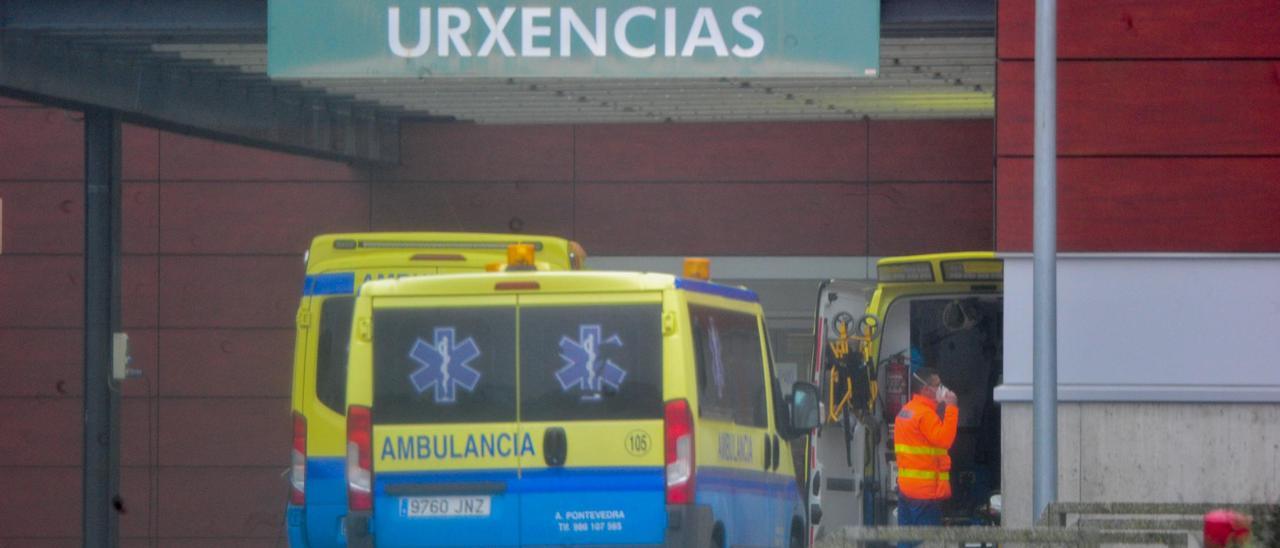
[997,254,1280,403]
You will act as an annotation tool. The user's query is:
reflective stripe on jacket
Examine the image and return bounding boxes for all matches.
[893,394,958,500]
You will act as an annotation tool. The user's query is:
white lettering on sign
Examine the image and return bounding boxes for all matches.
[478,7,517,56]
[554,509,627,534]
[560,8,607,57]
[387,5,766,60]
[439,7,472,57]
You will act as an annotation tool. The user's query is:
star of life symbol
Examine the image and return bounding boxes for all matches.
[555,324,626,400]
[708,318,726,400]
[408,327,482,404]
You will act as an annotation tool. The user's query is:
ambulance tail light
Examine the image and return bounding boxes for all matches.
[290,412,306,505]
[664,399,695,505]
[346,405,373,512]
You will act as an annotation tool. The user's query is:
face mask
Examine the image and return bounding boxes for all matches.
[913,372,951,402]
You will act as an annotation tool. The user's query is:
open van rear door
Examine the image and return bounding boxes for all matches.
[808,280,875,541]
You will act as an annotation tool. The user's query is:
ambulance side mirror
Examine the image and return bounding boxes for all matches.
[790,382,821,433]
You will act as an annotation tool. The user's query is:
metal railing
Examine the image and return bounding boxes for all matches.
[813,525,1189,547]
[812,502,1278,547]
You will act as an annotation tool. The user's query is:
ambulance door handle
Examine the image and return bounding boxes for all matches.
[771,434,781,471]
[543,427,567,467]
[763,434,773,471]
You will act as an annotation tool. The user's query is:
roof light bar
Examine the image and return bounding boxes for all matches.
[941,260,1003,281]
[344,240,544,251]
[877,262,934,283]
[683,258,710,281]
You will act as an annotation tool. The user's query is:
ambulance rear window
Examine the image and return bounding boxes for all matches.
[691,305,769,428]
[372,306,517,425]
[315,296,355,413]
[519,304,663,422]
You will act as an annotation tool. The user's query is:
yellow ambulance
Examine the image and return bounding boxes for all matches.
[288,233,585,548]
[342,254,820,547]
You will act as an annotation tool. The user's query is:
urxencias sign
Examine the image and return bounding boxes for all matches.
[267,1,879,78]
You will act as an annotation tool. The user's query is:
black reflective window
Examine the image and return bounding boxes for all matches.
[520,304,663,422]
[315,296,355,413]
[372,307,517,425]
[691,306,768,428]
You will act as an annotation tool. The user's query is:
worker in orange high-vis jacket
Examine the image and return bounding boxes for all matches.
[893,367,958,547]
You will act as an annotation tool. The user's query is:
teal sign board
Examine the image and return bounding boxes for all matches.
[268,1,879,78]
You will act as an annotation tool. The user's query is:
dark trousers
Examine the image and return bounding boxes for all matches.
[897,496,942,548]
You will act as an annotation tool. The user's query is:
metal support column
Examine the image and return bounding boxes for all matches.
[1032,0,1059,522]
[83,107,122,548]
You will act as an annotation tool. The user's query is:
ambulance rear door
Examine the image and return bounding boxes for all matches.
[809,280,875,539]
[516,292,668,545]
[369,295,522,547]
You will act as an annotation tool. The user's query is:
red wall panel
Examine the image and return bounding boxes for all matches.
[574,182,869,255]
[158,133,358,182]
[158,257,301,328]
[159,399,289,467]
[158,329,294,398]
[0,256,82,327]
[870,120,993,182]
[157,467,285,538]
[124,182,160,254]
[123,255,158,329]
[123,125,159,181]
[120,399,155,467]
[0,182,81,253]
[0,398,150,468]
[119,467,153,539]
[0,329,80,397]
[0,467,79,537]
[371,181,574,237]
[997,158,1280,252]
[575,122,869,182]
[159,182,370,254]
[998,61,1280,157]
[868,183,994,256]
[0,399,81,466]
[999,0,1280,60]
[394,124,573,182]
[0,109,82,181]
[0,182,158,254]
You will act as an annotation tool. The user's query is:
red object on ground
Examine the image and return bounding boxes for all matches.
[1204,509,1251,548]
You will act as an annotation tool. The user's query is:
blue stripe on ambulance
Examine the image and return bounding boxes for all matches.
[674,278,759,303]
[520,467,666,545]
[372,467,665,546]
[305,457,348,546]
[696,467,801,546]
[304,272,356,296]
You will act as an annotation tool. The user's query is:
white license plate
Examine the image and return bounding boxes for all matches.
[400,496,491,518]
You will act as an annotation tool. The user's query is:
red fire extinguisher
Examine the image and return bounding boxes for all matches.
[885,353,909,418]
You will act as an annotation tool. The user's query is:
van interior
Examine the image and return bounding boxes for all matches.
[879,295,1003,522]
